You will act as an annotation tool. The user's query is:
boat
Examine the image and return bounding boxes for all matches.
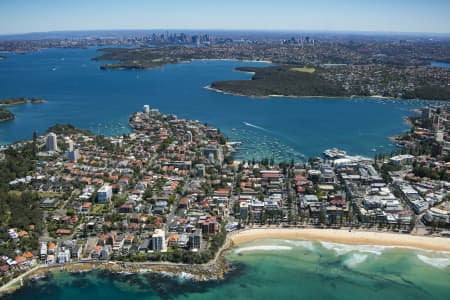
[323,148,347,159]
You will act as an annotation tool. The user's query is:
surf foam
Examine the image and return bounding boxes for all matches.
[235,245,293,254]
[343,253,369,268]
[417,254,450,269]
[320,242,385,256]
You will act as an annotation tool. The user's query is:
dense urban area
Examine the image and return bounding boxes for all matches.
[1,101,450,286]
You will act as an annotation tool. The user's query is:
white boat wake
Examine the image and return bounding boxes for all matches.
[243,122,271,132]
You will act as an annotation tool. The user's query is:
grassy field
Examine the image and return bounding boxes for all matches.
[289,67,316,73]
[92,204,108,214]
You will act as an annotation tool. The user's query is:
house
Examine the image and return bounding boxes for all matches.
[82,202,92,212]
[120,204,133,213]
[100,245,111,260]
[56,229,71,235]
[46,255,55,265]
[0,265,9,274]
[138,239,150,253]
[48,242,56,254]
[177,234,189,248]
[178,198,191,209]
[91,245,103,259]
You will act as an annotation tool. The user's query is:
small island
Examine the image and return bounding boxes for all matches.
[0,97,46,123]
[0,97,45,107]
[0,109,15,122]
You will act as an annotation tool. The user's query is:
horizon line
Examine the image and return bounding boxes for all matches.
[1,28,450,38]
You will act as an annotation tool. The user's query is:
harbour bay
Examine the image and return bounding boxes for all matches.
[0,47,435,161]
[1,47,449,300]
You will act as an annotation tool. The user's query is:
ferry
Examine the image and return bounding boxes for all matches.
[323,148,347,159]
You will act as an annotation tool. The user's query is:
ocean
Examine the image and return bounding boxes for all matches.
[4,240,450,300]
[0,47,440,161]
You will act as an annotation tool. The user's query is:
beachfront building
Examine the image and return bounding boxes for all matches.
[151,229,166,252]
[189,233,201,251]
[389,154,414,166]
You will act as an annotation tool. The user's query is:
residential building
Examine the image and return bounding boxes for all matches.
[151,229,166,252]
[46,132,58,151]
[97,185,112,203]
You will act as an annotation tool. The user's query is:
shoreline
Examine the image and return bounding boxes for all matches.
[229,228,450,252]
[1,227,449,296]
[99,58,273,71]
[205,85,442,102]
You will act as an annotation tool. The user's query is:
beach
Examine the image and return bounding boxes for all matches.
[229,228,450,252]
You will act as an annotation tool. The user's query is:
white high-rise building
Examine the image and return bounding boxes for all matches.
[46,133,58,152]
[143,104,150,114]
[67,139,74,152]
[151,229,166,252]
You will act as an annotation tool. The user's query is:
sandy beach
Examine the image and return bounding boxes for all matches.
[229,228,450,252]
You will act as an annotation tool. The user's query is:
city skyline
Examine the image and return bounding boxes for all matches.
[1,0,450,35]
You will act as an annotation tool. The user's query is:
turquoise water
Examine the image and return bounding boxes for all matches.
[5,240,450,300]
[0,48,438,160]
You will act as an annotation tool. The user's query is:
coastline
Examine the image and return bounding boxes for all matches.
[205,85,411,101]
[2,227,449,296]
[229,228,450,252]
[99,58,273,71]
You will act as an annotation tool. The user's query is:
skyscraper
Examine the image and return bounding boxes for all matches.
[46,132,58,151]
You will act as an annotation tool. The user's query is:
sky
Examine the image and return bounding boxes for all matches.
[0,0,449,35]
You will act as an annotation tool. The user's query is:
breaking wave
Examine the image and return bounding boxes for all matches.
[283,240,317,252]
[343,253,369,268]
[417,254,450,269]
[320,242,385,256]
[235,245,293,254]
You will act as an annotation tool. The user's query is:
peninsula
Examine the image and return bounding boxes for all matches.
[210,65,450,100]
[1,103,450,296]
[210,66,347,97]
[94,44,450,100]
[0,97,45,107]
[0,109,15,122]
